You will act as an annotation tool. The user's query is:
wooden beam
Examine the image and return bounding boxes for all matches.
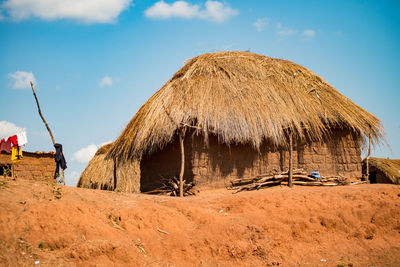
[113,158,117,190]
[178,128,186,197]
[366,135,371,182]
[288,131,293,188]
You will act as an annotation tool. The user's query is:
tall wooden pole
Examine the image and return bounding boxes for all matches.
[30,82,55,144]
[365,135,371,182]
[178,129,186,197]
[288,131,293,188]
[30,82,65,185]
[113,158,117,190]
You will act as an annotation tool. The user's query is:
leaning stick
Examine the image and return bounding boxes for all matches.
[30,82,55,144]
[30,82,65,185]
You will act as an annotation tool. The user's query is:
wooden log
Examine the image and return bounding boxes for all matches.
[257,180,282,187]
[282,181,322,186]
[233,180,281,193]
[273,174,316,181]
[255,169,306,177]
[231,174,315,187]
[321,183,339,186]
[232,176,277,184]
[291,175,316,181]
[145,189,171,195]
[230,168,307,185]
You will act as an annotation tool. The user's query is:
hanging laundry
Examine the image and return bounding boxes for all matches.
[54,143,67,179]
[0,138,12,153]
[11,146,23,162]
[8,135,18,146]
[16,132,28,146]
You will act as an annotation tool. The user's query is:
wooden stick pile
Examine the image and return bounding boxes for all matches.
[145,177,196,197]
[228,169,348,194]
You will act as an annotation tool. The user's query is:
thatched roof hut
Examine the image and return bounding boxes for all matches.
[77,142,140,192]
[363,157,400,184]
[77,143,114,190]
[108,51,383,161]
[82,51,384,192]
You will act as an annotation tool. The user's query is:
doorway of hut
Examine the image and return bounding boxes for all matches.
[369,171,377,183]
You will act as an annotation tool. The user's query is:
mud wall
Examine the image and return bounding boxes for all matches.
[140,129,362,191]
[0,151,55,180]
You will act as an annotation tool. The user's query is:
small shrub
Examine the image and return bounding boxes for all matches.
[38,242,45,250]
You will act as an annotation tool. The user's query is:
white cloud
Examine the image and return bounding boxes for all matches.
[0,121,26,139]
[99,76,113,88]
[276,22,296,36]
[146,1,198,19]
[276,22,295,36]
[202,1,237,22]
[277,28,295,36]
[145,0,238,23]
[71,141,112,163]
[71,144,98,163]
[67,170,81,185]
[8,71,36,89]
[302,29,315,38]
[1,0,132,23]
[253,17,269,32]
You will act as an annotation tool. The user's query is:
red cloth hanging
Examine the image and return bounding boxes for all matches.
[8,135,18,146]
[0,138,12,153]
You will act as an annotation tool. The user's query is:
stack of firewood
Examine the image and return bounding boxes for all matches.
[145,177,197,196]
[228,169,348,193]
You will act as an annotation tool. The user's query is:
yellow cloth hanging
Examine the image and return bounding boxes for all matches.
[11,146,23,162]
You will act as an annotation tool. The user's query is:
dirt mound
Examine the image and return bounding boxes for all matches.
[0,176,399,266]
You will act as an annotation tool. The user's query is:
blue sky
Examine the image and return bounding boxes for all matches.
[1,0,399,186]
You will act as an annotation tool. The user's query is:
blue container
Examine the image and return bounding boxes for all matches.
[309,171,321,179]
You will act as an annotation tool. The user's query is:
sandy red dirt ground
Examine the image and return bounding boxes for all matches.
[0,176,399,267]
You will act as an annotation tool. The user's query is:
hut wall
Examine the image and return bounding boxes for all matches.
[0,151,55,180]
[140,129,362,191]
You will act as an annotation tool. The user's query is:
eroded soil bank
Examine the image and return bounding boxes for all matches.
[0,177,399,266]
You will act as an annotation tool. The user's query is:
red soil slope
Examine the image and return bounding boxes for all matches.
[0,176,399,266]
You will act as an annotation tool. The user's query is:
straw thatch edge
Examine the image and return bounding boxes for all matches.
[107,51,385,163]
[363,157,400,184]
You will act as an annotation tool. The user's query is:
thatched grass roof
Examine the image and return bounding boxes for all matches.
[364,157,400,184]
[108,51,384,162]
[77,143,114,189]
[77,142,141,192]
